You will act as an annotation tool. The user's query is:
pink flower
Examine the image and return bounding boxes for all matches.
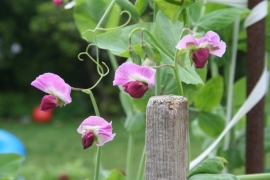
[31,73,72,111]
[176,31,226,68]
[113,62,156,98]
[77,116,116,149]
[52,0,64,6]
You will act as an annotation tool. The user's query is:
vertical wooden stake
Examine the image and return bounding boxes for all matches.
[145,95,188,180]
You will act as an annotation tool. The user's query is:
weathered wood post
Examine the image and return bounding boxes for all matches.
[145,95,189,180]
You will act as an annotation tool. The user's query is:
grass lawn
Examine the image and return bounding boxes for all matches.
[1,117,147,179]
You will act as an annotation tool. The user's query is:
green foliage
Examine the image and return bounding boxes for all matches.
[104,169,126,180]
[197,112,225,138]
[188,157,227,177]
[0,153,24,178]
[73,0,121,42]
[194,76,224,111]
[135,0,149,15]
[197,8,248,31]
[116,0,140,22]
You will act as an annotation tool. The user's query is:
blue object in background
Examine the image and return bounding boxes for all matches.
[0,129,26,157]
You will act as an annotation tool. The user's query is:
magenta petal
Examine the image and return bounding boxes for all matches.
[53,0,64,6]
[191,48,210,68]
[113,62,156,88]
[123,81,148,98]
[176,34,197,50]
[40,95,58,111]
[31,73,72,104]
[204,31,221,44]
[77,116,115,146]
[82,130,95,149]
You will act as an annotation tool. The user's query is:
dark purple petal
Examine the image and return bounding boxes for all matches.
[191,48,210,68]
[123,81,148,98]
[82,130,95,149]
[40,95,58,111]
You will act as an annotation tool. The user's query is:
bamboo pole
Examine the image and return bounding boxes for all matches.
[145,95,188,180]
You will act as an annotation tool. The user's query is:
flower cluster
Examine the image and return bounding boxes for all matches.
[176,31,226,68]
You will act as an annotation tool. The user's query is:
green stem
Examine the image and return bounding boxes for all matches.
[107,50,118,71]
[94,146,102,180]
[94,0,116,32]
[89,90,100,116]
[126,133,134,180]
[88,90,101,180]
[155,61,161,95]
[173,52,184,96]
[136,146,146,180]
[129,28,174,60]
[237,173,270,180]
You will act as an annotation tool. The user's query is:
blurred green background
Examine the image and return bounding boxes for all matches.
[0,1,126,179]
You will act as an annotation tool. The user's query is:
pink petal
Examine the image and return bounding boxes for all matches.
[176,34,197,50]
[204,31,221,45]
[209,41,226,57]
[31,73,72,104]
[77,116,115,146]
[113,62,156,88]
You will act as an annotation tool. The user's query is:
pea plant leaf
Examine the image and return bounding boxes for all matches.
[73,0,121,42]
[116,0,140,21]
[135,0,149,15]
[194,75,224,111]
[188,174,239,180]
[196,8,248,31]
[197,111,225,138]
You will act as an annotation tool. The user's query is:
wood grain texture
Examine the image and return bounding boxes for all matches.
[145,95,188,180]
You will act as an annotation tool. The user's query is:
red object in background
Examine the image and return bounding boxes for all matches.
[32,106,53,123]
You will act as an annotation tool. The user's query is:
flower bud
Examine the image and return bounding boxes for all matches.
[141,42,156,62]
[40,95,58,111]
[52,0,64,6]
[82,130,95,149]
[191,48,209,68]
[128,46,141,65]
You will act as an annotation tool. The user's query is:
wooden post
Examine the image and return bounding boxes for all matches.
[145,95,188,180]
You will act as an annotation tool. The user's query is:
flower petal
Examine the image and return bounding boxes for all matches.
[113,62,156,88]
[176,34,197,50]
[31,73,72,104]
[209,41,226,57]
[77,116,115,146]
[40,95,58,111]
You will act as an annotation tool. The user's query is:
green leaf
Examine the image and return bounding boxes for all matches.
[104,169,126,180]
[73,0,121,42]
[198,8,248,31]
[0,153,24,176]
[125,111,145,133]
[194,76,223,111]
[135,0,149,15]
[189,157,227,178]
[197,112,225,138]
[188,173,239,180]
[153,0,196,21]
[115,0,140,22]
[132,88,154,113]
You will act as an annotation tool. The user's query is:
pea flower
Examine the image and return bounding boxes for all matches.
[77,116,116,149]
[52,0,64,6]
[31,73,72,111]
[176,31,226,68]
[113,62,156,98]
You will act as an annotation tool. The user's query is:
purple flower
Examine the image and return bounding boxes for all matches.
[176,31,226,68]
[113,62,156,98]
[77,116,116,149]
[31,73,72,111]
[52,0,64,6]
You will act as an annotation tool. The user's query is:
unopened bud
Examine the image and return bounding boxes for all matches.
[141,42,156,62]
[128,46,141,65]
